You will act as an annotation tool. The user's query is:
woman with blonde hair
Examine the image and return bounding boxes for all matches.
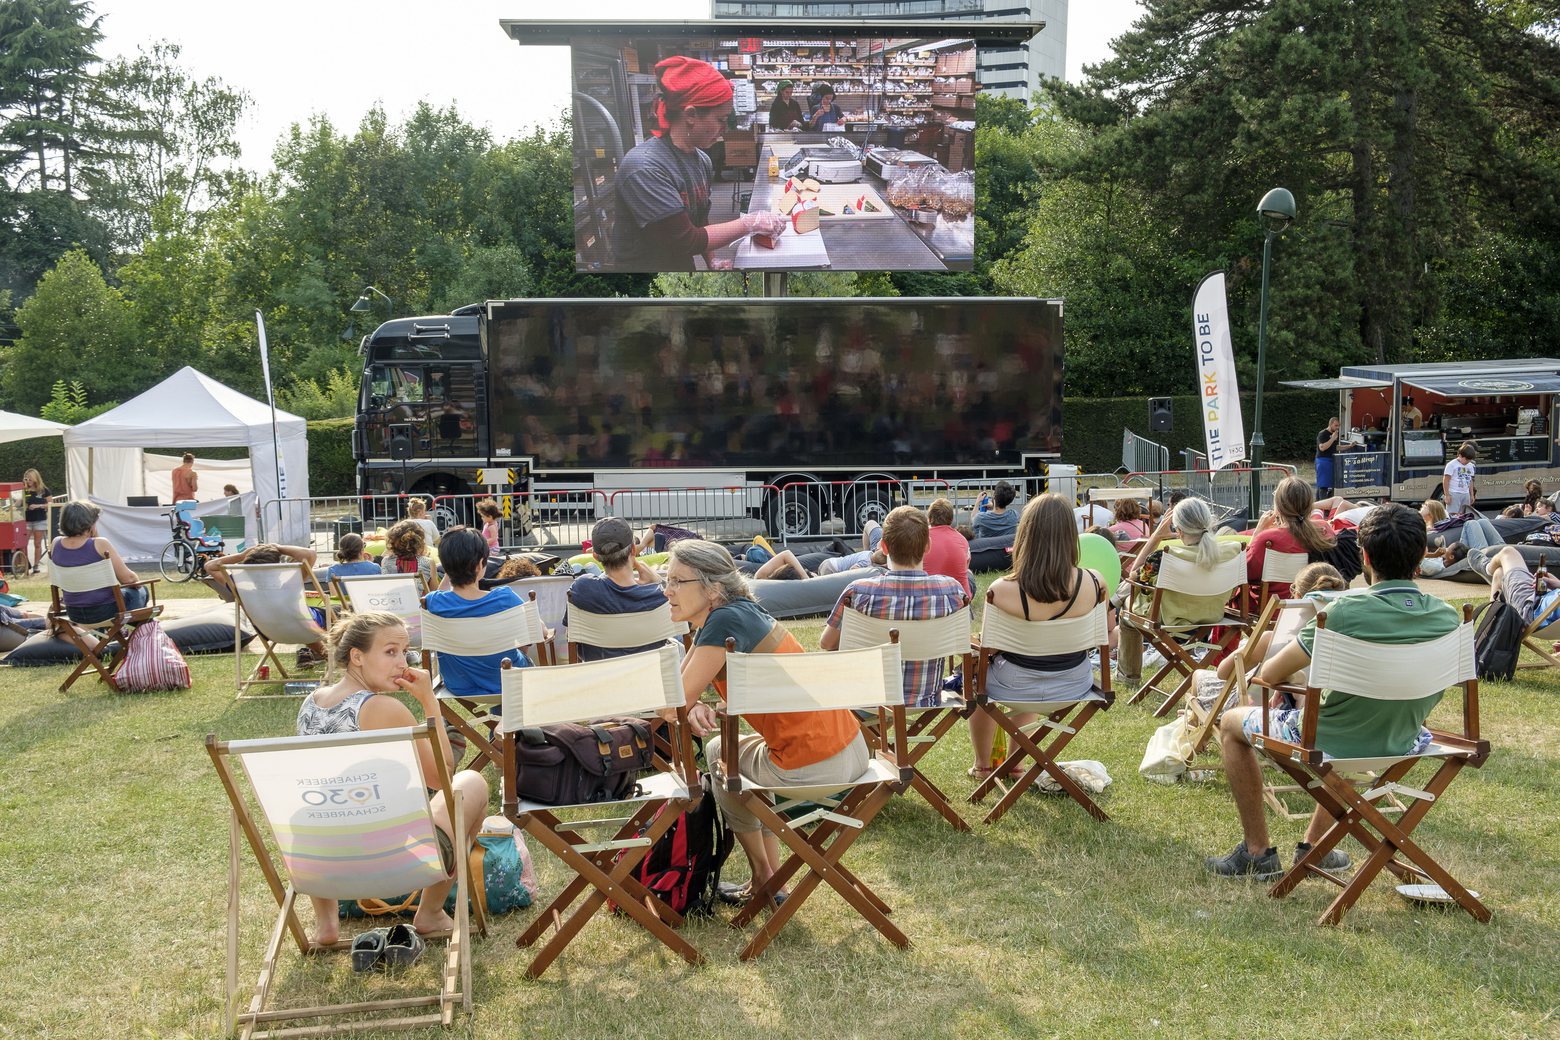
[21,468,50,574]
[1115,497,1243,690]
[967,494,1108,779]
[1246,477,1336,598]
[405,497,440,549]
[296,610,489,946]
[664,538,865,904]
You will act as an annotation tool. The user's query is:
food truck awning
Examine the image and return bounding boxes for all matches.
[1280,377,1393,391]
[1401,373,1560,397]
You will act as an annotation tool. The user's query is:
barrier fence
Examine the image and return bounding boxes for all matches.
[1122,428,1171,475]
[260,465,1302,556]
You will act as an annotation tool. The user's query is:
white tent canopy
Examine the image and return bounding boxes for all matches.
[64,367,310,555]
[0,409,68,445]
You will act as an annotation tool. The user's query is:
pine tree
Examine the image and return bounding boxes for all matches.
[0,0,105,193]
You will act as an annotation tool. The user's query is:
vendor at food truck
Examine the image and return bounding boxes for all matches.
[612,56,785,271]
[768,80,805,131]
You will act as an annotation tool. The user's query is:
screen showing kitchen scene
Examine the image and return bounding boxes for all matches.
[485,298,1061,470]
[570,33,978,274]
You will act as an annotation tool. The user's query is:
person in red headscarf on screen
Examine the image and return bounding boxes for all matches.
[611,55,785,271]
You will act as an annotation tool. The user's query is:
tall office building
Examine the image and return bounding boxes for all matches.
[710,0,1066,101]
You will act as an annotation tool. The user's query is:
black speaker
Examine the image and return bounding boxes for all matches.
[1149,397,1173,433]
[389,424,414,461]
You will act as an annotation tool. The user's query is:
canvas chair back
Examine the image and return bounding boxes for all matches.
[421,601,543,659]
[1157,548,1247,599]
[725,643,903,715]
[499,643,682,729]
[225,726,449,901]
[979,599,1109,659]
[335,573,425,645]
[1260,550,1309,587]
[566,600,688,651]
[51,557,121,597]
[228,563,327,645]
[1308,623,1476,700]
[838,603,972,662]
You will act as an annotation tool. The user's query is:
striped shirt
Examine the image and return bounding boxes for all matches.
[826,569,967,707]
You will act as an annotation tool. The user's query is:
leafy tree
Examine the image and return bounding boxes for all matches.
[276,367,358,420]
[0,0,106,193]
[38,377,114,422]
[85,41,249,247]
[3,247,137,410]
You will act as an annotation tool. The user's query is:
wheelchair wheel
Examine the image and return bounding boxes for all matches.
[159,540,196,583]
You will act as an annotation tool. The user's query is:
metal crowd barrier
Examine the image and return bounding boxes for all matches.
[1122,428,1172,475]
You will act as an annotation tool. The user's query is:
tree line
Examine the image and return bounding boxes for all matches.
[2,0,1558,422]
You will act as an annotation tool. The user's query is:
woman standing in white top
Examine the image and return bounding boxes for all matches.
[1442,441,1478,515]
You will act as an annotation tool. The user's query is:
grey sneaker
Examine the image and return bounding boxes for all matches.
[1204,841,1284,879]
[1296,842,1351,871]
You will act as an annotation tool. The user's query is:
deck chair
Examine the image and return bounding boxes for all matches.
[425,600,548,773]
[205,720,482,1038]
[564,596,691,663]
[46,558,162,693]
[837,599,975,831]
[719,636,911,961]
[1122,548,1250,717]
[1250,607,1491,925]
[501,575,573,663]
[333,572,428,648]
[1517,554,1560,669]
[498,644,701,978]
[968,597,1114,824]
[1254,549,1308,617]
[227,562,335,698]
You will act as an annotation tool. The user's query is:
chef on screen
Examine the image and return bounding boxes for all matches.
[612,55,785,271]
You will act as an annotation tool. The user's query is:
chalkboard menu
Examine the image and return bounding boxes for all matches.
[1451,437,1550,465]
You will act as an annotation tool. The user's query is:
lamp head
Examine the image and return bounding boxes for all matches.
[350,295,372,313]
[1258,187,1296,232]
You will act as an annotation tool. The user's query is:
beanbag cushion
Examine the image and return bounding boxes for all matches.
[751,566,886,620]
[3,609,254,667]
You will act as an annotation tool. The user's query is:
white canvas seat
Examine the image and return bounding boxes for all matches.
[564,596,690,662]
[424,601,548,773]
[499,574,573,663]
[206,721,481,1038]
[497,644,700,978]
[717,638,911,962]
[1123,548,1250,717]
[838,601,975,831]
[332,572,427,646]
[1250,610,1491,925]
[225,562,334,698]
[1252,549,1309,618]
[47,557,163,693]
[969,597,1114,824]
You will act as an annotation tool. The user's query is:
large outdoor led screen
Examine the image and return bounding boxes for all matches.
[570,33,979,274]
[485,298,1061,470]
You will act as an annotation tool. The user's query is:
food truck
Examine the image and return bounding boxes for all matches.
[1282,358,1560,504]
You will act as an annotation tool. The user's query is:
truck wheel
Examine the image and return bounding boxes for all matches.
[844,483,893,536]
[768,486,821,538]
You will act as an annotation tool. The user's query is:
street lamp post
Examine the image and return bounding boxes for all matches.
[350,285,394,320]
[1250,187,1296,518]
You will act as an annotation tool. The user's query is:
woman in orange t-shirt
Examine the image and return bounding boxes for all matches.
[665,539,866,904]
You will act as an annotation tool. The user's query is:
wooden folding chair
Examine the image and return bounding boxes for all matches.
[425,599,549,773]
[837,600,975,831]
[1250,608,1491,925]
[46,557,162,693]
[496,575,573,663]
[227,562,335,698]
[1122,549,1250,717]
[333,572,427,647]
[1253,549,1308,619]
[497,644,703,978]
[719,637,911,961]
[205,720,483,1038]
[967,597,1114,824]
[564,596,691,663]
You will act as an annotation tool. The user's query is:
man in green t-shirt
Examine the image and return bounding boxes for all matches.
[1205,502,1460,880]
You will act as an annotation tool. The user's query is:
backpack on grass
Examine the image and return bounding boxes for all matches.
[1473,594,1526,682]
[617,773,734,920]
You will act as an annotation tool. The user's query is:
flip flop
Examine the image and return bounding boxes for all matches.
[382,923,425,970]
[967,764,1027,781]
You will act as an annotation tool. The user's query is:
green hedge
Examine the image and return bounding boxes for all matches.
[307,418,355,495]
[0,436,65,492]
[1061,390,1335,474]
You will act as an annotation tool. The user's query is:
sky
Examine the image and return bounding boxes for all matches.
[90,0,1145,172]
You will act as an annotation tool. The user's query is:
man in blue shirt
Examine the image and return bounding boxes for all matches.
[566,517,670,661]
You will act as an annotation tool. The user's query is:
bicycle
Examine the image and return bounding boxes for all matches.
[159,506,226,583]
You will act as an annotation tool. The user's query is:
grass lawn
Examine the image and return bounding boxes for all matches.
[2,583,1557,1040]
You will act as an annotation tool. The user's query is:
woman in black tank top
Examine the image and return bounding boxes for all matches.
[968,494,1108,778]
